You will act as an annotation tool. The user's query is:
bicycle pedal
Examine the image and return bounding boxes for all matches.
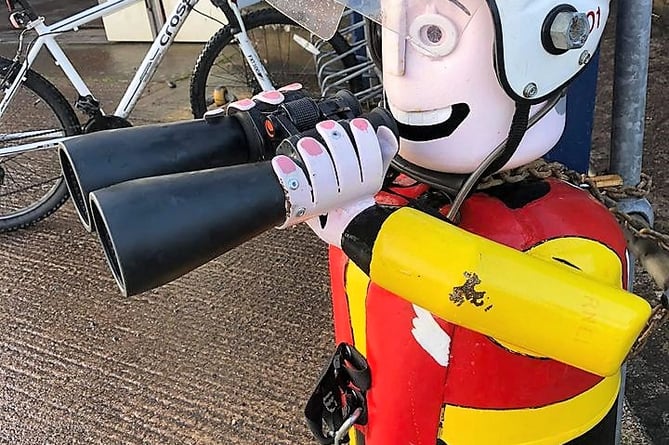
[213,86,237,107]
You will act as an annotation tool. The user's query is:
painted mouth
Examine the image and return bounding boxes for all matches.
[393,103,471,142]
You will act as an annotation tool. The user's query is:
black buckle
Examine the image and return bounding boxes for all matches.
[305,343,371,445]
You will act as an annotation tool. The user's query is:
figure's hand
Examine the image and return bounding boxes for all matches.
[272,118,398,246]
[224,83,303,113]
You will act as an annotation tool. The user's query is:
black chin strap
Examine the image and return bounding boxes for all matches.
[444,101,531,221]
[481,101,532,177]
[387,101,532,207]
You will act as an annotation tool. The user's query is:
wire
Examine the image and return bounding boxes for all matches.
[191,6,227,27]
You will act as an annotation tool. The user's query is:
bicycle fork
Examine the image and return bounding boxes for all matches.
[228,0,273,94]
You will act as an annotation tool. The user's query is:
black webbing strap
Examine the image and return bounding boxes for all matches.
[305,343,371,444]
[482,101,531,177]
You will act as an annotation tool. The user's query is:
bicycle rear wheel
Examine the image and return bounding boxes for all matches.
[190,8,364,118]
[0,56,81,232]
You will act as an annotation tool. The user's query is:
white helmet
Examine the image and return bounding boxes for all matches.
[268,0,609,176]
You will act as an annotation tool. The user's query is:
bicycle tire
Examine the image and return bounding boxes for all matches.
[0,56,81,233]
[189,7,364,118]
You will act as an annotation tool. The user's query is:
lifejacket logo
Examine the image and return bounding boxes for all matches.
[160,0,193,46]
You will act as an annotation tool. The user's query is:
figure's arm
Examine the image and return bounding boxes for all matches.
[340,204,650,377]
[270,117,649,377]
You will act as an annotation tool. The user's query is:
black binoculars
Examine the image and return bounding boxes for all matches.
[59,91,397,296]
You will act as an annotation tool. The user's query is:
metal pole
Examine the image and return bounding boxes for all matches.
[610,0,653,186]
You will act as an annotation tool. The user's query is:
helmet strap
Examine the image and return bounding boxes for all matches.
[444,101,531,221]
[481,101,531,177]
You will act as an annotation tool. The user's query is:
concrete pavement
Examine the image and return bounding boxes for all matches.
[0,12,666,445]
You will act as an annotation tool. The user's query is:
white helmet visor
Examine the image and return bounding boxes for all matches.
[267,0,481,56]
[264,0,346,39]
[267,0,609,102]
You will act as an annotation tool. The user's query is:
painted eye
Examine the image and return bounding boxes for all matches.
[409,14,459,57]
[423,25,444,44]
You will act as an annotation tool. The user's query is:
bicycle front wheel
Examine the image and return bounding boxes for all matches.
[0,56,81,232]
[190,8,364,118]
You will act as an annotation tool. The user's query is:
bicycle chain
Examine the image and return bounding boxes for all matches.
[478,159,668,358]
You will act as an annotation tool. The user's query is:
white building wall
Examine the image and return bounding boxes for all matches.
[101,0,262,42]
[100,0,155,42]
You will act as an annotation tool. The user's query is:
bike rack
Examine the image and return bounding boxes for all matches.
[311,9,383,107]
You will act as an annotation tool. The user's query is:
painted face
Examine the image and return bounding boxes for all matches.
[265,0,608,174]
[381,0,566,174]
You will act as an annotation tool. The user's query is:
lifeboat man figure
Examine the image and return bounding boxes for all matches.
[249,0,652,443]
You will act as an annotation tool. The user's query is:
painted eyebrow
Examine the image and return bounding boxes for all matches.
[448,0,471,16]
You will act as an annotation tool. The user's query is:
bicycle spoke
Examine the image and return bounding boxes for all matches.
[0,153,20,164]
[1,166,18,185]
[211,61,247,79]
[6,156,45,176]
[209,47,255,95]
[0,175,59,197]
[218,49,256,95]
[212,52,247,74]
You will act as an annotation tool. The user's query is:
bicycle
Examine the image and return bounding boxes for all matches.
[0,0,364,232]
[189,2,368,118]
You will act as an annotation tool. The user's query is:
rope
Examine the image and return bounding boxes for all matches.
[478,159,667,357]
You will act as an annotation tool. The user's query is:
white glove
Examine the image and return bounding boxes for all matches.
[271,118,398,247]
[225,83,302,112]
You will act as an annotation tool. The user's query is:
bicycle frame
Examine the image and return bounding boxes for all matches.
[0,0,273,157]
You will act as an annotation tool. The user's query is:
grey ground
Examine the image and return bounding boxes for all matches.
[0,1,667,444]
